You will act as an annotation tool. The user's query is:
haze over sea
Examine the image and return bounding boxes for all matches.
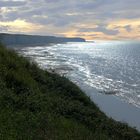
[15,40,140,128]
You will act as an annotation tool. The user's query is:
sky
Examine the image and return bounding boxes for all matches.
[0,0,140,40]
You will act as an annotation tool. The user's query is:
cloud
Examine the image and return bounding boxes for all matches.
[0,25,9,32]
[124,25,132,32]
[0,0,26,7]
[0,19,43,33]
[0,0,140,40]
[79,25,119,35]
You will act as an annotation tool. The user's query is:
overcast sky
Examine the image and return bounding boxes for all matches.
[0,0,140,40]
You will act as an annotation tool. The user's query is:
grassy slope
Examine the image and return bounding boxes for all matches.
[0,44,140,140]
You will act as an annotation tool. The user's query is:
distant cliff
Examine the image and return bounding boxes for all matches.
[0,33,85,46]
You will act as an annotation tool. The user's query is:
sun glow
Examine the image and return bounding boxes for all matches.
[0,19,43,33]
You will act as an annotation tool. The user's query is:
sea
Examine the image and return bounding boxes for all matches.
[14,40,140,129]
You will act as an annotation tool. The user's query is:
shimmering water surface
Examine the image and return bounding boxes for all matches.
[15,40,140,108]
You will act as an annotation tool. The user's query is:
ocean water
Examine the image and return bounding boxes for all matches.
[15,40,140,108]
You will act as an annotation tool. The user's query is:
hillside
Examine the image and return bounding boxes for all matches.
[0,33,85,46]
[0,43,140,140]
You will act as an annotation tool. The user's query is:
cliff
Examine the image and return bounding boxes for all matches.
[0,33,85,46]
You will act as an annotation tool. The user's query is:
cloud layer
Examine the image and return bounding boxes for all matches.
[0,0,140,40]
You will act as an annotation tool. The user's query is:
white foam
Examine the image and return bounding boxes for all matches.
[15,41,140,109]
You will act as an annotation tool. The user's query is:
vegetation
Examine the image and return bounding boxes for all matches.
[0,43,140,140]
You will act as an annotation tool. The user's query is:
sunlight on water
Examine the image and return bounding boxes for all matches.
[15,40,140,108]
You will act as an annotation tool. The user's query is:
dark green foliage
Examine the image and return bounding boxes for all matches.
[0,44,140,140]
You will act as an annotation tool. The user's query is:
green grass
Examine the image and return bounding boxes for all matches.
[0,43,140,140]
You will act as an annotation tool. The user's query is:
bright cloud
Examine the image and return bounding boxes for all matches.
[0,19,43,33]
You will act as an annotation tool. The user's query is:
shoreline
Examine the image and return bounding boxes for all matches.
[47,68,140,130]
[40,67,140,130]
[0,44,140,139]
[77,83,140,130]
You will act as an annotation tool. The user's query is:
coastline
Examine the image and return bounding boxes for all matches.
[0,44,140,139]
[49,68,140,130]
[78,83,140,130]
